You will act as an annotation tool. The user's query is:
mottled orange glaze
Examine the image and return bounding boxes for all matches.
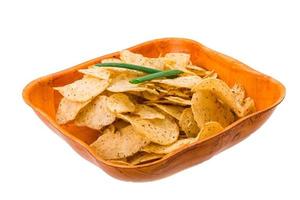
[23,38,285,181]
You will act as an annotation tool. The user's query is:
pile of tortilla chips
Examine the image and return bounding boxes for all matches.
[54,50,256,165]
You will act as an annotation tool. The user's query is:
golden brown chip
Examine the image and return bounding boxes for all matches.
[152,76,202,89]
[191,90,235,128]
[75,95,116,130]
[117,114,179,145]
[186,65,209,76]
[90,125,150,159]
[107,159,130,166]
[231,83,245,105]
[113,119,130,130]
[144,57,165,70]
[134,105,165,119]
[56,97,90,124]
[150,103,185,120]
[156,87,191,98]
[120,50,165,70]
[196,121,224,141]
[203,71,218,79]
[101,58,122,63]
[142,121,224,154]
[141,138,195,154]
[164,53,190,67]
[107,93,135,113]
[54,77,109,102]
[164,96,191,106]
[107,74,159,94]
[120,50,146,66]
[192,78,255,117]
[101,58,144,75]
[129,153,164,165]
[179,108,200,137]
[141,91,161,101]
[78,68,110,80]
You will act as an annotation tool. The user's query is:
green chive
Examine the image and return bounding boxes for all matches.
[95,63,162,74]
[129,70,183,84]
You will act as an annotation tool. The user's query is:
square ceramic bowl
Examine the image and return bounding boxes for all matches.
[23,38,285,181]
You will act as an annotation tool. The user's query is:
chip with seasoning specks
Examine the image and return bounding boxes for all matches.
[75,95,116,130]
[54,77,109,102]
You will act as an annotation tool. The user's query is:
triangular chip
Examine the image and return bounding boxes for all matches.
[141,138,195,154]
[101,58,144,75]
[107,74,158,94]
[164,53,190,67]
[129,153,164,165]
[90,125,149,159]
[191,90,235,128]
[107,93,135,113]
[142,121,224,154]
[117,114,179,145]
[120,50,165,70]
[192,78,255,117]
[78,68,110,80]
[134,105,165,119]
[150,103,185,120]
[196,121,224,141]
[75,95,116,130]
[54,77,109,102]
[152,75,202,89]
[179,108,200,137]
[186,65,210,76]
[164,96,191,106]
[56,97,90,124]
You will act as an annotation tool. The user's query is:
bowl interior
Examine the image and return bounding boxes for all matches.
[23,38,285,146]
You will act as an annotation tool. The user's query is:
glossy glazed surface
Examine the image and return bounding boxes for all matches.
[23,38,285,181]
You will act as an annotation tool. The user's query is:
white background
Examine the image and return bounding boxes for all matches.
[0,0,299,199]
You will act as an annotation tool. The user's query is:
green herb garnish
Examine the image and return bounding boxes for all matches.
[129,70,183,84]
[95,63,161,74]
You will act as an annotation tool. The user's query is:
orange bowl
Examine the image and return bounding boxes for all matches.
[23,38,285,181]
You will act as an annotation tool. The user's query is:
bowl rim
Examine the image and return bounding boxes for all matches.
[22,37,286,169]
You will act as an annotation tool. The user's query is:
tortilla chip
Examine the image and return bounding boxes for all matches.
[152,75,202,89]
[141,138,195,154]
[107,74,158,94]
[107,93,135,113]
[75,95,116,130]
[78,68,110,80]
[144,58,165,70]
[129,153,164,165]
[107,159,130,166]
[120,50,146,66]
[118,114,179,145]
[56,97,90,124]
[142,121,224,154]
[164,53,190,67]
[192,78,255,117]
[191,90,235,128]
[134,105,165,119]
[54,77,109,102]
[150,103,185,120]
[164,96,191,106]
[90,125,149,159]
[101,58,122,63]
[101,58,144,75]
[179,108,200,137]
[231,83,245,105]
[196,121,224,141]
[186,65,209,76]
[120,50,165,70]
[156,87,191,98]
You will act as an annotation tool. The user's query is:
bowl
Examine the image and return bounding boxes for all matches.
[23,38,285,181]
